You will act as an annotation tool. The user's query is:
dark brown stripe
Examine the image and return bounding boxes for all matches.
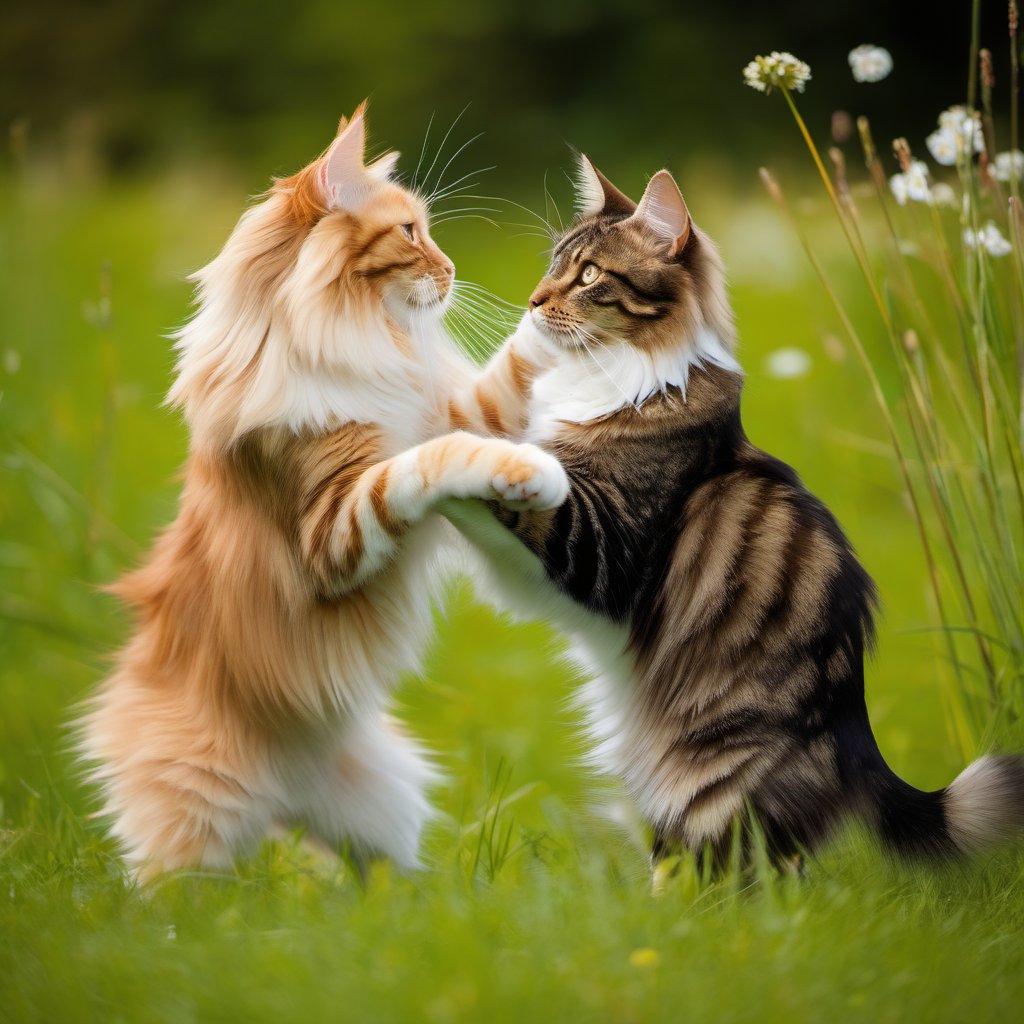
[360,258,418,280]
[370,465,404,537]
[351,225,396,262]
[592,297,663,319]
[338,503,365,577]
[307,486,342,566]
[551,225,590,259]
[604,268,675,304]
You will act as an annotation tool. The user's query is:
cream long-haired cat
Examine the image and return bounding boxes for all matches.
[79,105,567,881]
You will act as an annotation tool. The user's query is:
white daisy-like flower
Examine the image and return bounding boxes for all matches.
[993,150,1024,182]
[929,182,957,208]
[926,127,960,166]
[889,160,931,205]
[743,52,812,95]
[932,106,984,162]
[765,347,812,379]
[964,221,1012,257]
[848,45,893,83]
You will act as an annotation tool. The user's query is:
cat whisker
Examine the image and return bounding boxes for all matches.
[411,110,435,190]
[443,193,557,239]
[448,294,513,343]
[431,214,502,230]
[452,280,522,311]
[418,104,470,198]
[450,286,522,320]
[430,205,502,218]
[426,126,485,201]
[444,307,493,361]
[428,168,499,208]
[449,296,521,340]
[428,172,496,207]
[447,301,510,349]
[543,170,566,234]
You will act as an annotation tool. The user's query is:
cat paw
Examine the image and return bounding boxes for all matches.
[490,445,569,510]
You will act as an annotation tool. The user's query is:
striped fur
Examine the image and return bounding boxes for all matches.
[78,108,568,881]
[450,161,1024,869]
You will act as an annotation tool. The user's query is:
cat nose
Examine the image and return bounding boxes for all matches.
[529,286,552,309]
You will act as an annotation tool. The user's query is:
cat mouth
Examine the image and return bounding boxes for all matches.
[530,312,588,348]
[407,275,452,309]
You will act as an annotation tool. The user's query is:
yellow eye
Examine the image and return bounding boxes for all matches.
[580,263,600,285]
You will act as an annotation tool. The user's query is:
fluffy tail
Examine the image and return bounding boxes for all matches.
[872,753,1024,858]
[839,717,1024,858]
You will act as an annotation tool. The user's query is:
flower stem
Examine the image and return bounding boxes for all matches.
[780,86,894,335]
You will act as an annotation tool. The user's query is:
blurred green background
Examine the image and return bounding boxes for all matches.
[2,1,1023,1022]
[2,0,1017,183]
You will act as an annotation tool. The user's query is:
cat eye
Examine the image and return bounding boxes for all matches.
[579,263,600,285]
[400,223,416,241]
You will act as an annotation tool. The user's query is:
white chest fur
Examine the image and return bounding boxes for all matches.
[524,324,740,443]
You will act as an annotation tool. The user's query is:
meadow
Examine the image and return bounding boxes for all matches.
[1,130,1023,1020]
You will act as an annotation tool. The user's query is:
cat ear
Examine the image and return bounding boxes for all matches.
[574,153,637,217]
[629,170,691,256]
[321,102,369,209]
[367,150,400,183]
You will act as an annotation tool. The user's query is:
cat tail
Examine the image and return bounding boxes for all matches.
[841,718,1024,859]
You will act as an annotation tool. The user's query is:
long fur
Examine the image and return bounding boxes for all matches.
[447,161,1024,869]
[78,109,568,881]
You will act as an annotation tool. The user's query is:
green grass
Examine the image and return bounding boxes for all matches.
[1,164,1022,1023]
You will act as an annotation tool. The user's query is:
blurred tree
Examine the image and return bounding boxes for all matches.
[1,0,1014,184]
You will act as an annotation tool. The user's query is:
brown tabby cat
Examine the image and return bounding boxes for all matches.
[445,157,1024,869]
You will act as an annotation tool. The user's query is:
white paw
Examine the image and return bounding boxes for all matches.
[490,444,569,511]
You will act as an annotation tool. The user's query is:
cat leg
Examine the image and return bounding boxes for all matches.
[447,324,553,438]
[281,715,438,872]
[80,682,273,883]
[298,429,568,597]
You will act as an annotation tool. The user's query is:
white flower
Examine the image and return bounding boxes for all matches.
[765,347,812,379]
[964,221,1012,257]
[889,160,931,205]
[931,106,984,164]
[929,182,957,208]
[848,45,893,83]
[926,127,960,166]
[743,52,812,95]
[993,150,1024,182]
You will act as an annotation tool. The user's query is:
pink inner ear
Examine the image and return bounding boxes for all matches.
[322,114,368,209]
[632,171,690,255]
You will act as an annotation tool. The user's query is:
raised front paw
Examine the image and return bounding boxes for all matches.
[490,444,569,511]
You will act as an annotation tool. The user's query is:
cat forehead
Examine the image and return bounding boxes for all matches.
[353,181,427,223]
[550,216,661,270]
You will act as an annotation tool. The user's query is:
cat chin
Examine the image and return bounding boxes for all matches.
[383,290,450,331]
[525,315,587,352]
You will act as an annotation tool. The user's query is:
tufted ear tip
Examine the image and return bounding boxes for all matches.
[572,152,637,218]
[349,99,369,125]
[367,150,400,182]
